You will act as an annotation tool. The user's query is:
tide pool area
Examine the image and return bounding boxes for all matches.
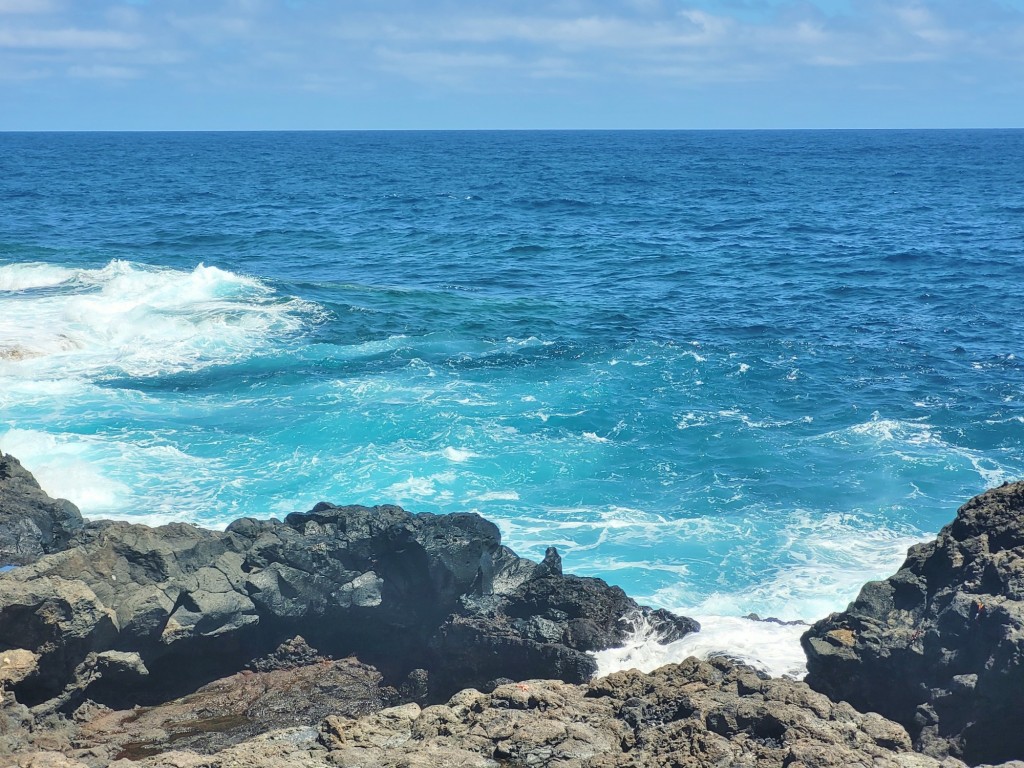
[2,130,1023,674]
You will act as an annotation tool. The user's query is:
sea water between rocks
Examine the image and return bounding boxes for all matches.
[1,129,1022,677]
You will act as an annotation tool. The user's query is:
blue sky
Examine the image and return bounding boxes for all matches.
[1,0,1022,129]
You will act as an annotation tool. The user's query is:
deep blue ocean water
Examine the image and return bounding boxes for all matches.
[2,130,1022,673]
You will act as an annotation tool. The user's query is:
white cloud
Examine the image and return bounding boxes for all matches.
[0,27,142,49]
[374,46,515,86]
[320,3,1009,90]
[2,0,1023,115]
[0,0,56,14]
[166,13,256,41]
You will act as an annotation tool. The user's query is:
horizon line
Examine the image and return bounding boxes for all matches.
[2,126,1022,134]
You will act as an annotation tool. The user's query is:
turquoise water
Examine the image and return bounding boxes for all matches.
[1,131,1022,667]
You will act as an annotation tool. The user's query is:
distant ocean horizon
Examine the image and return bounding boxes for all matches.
[5,128,1022,136]
[2,129,1022,675]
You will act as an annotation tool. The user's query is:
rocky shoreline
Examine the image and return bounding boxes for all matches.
[2,449,1023,767]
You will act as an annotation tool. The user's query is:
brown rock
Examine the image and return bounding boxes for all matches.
[78,656,386,759]
[316,656,963,768]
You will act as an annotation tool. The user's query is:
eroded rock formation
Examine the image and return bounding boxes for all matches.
[0,464,694,715]
[803,482,1024,765]
[6,455,1024,767]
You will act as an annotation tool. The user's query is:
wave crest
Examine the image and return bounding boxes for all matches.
[0,260,321,378]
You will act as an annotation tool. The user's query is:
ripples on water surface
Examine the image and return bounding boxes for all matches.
[2,130,1022,674]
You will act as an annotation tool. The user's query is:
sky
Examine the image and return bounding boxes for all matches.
[1,0,1023,130]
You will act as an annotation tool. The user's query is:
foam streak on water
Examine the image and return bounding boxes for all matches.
[2,130,1023,674]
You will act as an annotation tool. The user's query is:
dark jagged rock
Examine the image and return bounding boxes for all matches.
[803,482,1024,766]
[0,451,83,567]
[247,635,325,673]
[427,542,698,699]
[0,457,697,764]
[0,488,696,714]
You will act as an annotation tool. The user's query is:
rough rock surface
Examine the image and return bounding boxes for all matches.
[0,451,84,567]
[430,545,698,697]
[76,652,385,760]
[0,473,694,713]
[67,656,965,768]
[318,656,969,768]
[803,482,1024,766]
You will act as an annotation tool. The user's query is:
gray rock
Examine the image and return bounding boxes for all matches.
[0,452,83,567]
[803,482,1024,765]
[1,460,697,713]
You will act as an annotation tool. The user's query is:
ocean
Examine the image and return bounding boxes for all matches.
[2,130,1022,676]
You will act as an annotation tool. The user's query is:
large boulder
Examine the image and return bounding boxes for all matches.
[431,545,698,697]
[802,482,1024,765]
[0,452,83,567]
[1,475,696,711]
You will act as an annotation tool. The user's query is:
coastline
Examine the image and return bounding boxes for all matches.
[4,450,1024,766]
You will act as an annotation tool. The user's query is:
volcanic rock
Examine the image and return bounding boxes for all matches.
[0,451,83,567]
[802,482,1024,765]
[318,655,963,768]
[0,488,695,712]
[75,654,385,760]
[11,656,961,768]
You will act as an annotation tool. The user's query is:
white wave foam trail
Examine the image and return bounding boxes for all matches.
[0,260,319,379]
[592,615,808,680]
[0,262,79,291]
[830,413,1018,490]
[577,501,930,681]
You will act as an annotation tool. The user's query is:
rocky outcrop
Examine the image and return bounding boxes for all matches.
[803,482,1024,766]
[0,479,694,715]
[430,545,698,697]
[0,452,83,567]
[11,454,1024,767]
[34,656,961,768]
[76,647,386,761]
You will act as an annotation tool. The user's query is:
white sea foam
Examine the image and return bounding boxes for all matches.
[0,260,319,380]
[442,446,479,462]
[0,427,230,525]
[592,614,808,680]
[827,414,1018,488]
[583,507,925,680]
[382,471,458,501]
[675,411,709,429]
[0,429,131,514]
[467,490,521,502]
[647,509,923,624]
[967,456,1013,488]
[0,262,79,291]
